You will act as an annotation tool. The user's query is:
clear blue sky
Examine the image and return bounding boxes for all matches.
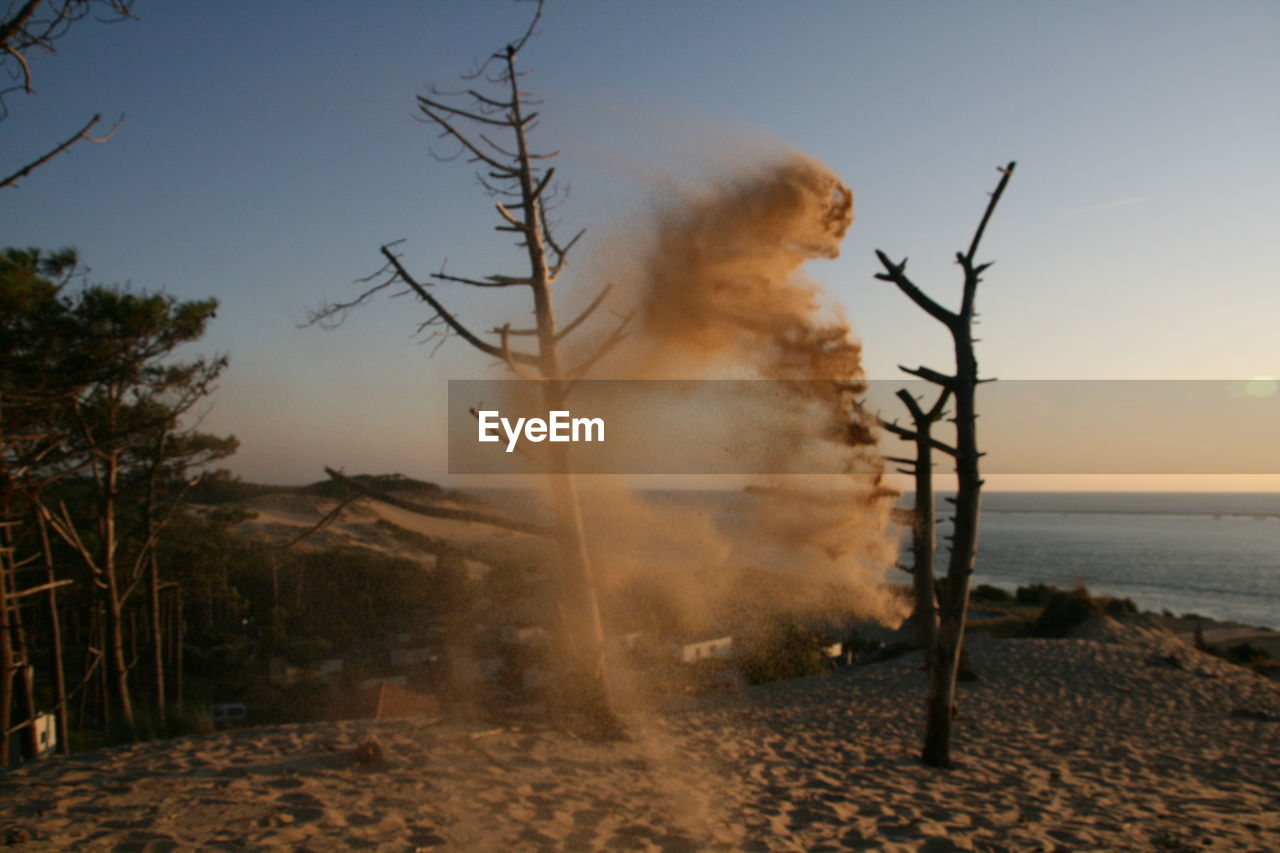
[4,0,1278,489]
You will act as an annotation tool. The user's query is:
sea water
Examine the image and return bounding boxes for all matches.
[969,492,1280,630]
[475,489,1280,631]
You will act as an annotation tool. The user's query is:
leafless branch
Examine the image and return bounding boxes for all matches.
[960,161,1016,317]
[566,312,633,380]
[430,268,528,288]
[417,102,511,173]
[554,284,612,342]
[899,364,956,388]
[467,88,511,110]
[416,94,510,127]
[494,201,526,230]
[965,161,1017,266]
[379,243,539,365]
[878,418,958,457]
[498,325,544,380]
[874,251,957,329]
[502,0,543,58]
[1,112,121,189]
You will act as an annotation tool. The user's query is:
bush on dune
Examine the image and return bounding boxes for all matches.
[1026,587,1096,637]
[734,619,830,686]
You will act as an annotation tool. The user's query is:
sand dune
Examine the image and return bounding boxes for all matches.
[223,489,558,578]
[2,629,1277,851]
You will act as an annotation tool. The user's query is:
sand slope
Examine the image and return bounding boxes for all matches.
[2,633,1277,851]
[224,489,558,579]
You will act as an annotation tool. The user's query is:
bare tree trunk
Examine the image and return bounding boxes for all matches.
[922,356,981,766]
[45,573,68,754]
[505,57,619,734]
[99,450,135,731]
[36,513,70,755]
[174,585,184,711]
[148,546,164,725]
[15,612,39,760]
[876,162,1015,767]
[0,517,39,762]
[884,388,950,673]
[0,519,15,766]
[909,449,939,669]
[311,7,629,737]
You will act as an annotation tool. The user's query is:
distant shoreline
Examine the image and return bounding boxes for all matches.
[981,507,1280,519]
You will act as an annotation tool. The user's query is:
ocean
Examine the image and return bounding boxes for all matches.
[475,489,1280,631]
[968,492,1280,630]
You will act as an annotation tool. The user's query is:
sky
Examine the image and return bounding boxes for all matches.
[4,0,1278,491]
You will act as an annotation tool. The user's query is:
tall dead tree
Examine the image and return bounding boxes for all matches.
[875,161,1015,767]
[882,387,951,671]
[311,1,628,737]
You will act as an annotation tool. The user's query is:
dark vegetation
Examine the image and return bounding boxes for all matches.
[0,246,501,762]
[965,582,1139,637]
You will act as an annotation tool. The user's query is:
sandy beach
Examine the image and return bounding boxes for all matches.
[2,625,1276,852]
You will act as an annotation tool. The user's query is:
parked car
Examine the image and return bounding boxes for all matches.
[211,703,248,727]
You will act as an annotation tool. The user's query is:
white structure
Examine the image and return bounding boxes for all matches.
[34,713,56,758]
[681,636,734,663]
[212,703,248,727]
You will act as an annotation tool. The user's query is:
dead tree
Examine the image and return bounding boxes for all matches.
[310,0,628,737]
[882,387,951,672]
[0,1,135,190]
[875,161,1016,767]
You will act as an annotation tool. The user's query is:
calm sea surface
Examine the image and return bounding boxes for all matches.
[476,490,1280,630]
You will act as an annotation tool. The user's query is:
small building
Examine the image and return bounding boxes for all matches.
[212,703,248,727]
[5,713,57,768]
[681,636,734,664]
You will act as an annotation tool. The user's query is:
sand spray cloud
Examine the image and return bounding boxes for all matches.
[542,153,906,637]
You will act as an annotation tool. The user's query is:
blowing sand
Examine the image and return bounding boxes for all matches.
[2,630,1277,852]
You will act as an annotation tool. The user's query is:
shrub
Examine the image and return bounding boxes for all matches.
[1101,596,1138,616]
[1222,642,1271,668]
[972,584,1014,603]
[1027,588,1096,637]
[1015,583,1055,606]
[734,619,829,685]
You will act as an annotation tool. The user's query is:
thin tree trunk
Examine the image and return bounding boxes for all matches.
[149,546,164,722]
[876,161,1014,768]
[505,46,619,736]
[144,432,166,725]
[0,517,39,761]
[37,513,69,754]
[910,440,938,671]
[0,518,15,766]
[921,366,980,766]
[15,614,39,760]
[174,586,184,711]
[99,450,135,730]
